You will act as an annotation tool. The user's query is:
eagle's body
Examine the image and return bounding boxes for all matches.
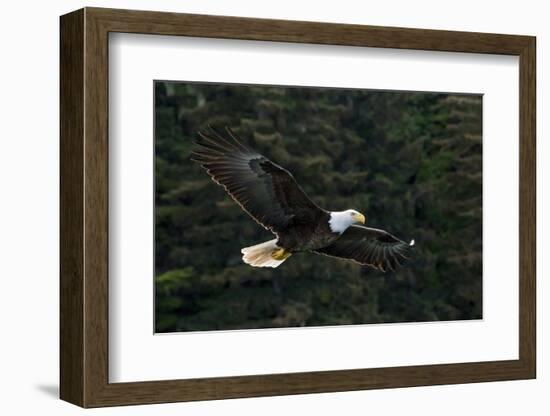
[192,127,414,271]
[272,211,332,252]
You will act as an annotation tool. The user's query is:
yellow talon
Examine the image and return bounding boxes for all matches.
[271,248,292,260]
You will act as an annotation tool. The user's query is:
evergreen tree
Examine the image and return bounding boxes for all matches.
[154,82,482,332]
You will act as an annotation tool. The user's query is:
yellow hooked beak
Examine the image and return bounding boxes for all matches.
[355,213,366,224]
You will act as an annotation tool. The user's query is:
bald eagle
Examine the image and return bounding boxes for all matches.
[192,127,414,271]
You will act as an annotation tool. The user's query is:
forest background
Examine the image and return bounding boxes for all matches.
[154,81,482,333]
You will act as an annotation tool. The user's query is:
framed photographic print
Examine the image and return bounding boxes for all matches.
[60,7,536,408]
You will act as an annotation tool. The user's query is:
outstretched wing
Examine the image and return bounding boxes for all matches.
[314,225,414,271]
[191,126,324,234]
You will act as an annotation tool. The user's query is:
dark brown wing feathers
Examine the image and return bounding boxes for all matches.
[193,127,413,271]
[191,126,323,234]
[314,225,413,272]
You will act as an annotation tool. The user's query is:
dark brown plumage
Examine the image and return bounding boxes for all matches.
[314,225,412,272]
[191,126,413,271]
[192,126,325,235]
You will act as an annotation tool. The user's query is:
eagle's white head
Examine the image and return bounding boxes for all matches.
[329,209,366,234]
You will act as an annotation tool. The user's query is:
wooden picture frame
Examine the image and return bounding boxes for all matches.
[60,7,536,408]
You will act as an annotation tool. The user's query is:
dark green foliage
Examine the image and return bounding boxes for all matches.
[154,81,482,333]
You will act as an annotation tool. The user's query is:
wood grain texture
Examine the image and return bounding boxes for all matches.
[59,8,84,406]
[83,10,110,406]
[90,7,532,54]
[518,38,536,376]
[59,7,537,408]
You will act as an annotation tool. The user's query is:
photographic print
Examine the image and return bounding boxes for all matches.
[154,81,482,333]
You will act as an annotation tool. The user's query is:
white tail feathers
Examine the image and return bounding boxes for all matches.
[241,239,289,268]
